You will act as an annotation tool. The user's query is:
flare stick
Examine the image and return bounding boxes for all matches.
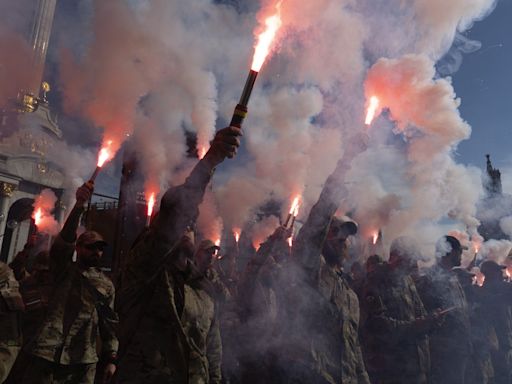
[229,70,259,129]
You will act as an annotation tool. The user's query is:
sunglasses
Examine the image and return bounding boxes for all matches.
[83,243,106,252]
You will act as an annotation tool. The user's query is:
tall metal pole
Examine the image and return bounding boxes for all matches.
[27,0,57,97]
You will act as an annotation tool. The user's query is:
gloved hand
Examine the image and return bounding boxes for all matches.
[76,182,94,207]
[203,126,242,167]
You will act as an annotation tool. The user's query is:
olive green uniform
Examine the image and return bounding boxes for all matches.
[116,161,222,384]
[478,280,512,384]
[22,235,118,384]
[0,262,23,382]
[281,163,370,384]
[416,265,472,384]
[362,264,430,384]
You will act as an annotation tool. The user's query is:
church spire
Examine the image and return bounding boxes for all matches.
[485,154,502,197]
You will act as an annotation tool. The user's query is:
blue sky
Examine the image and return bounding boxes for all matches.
[454,0,512,172]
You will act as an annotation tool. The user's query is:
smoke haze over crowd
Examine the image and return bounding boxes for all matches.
[0,0,507,263]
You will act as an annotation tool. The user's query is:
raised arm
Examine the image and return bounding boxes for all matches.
[126,126,242,278]
[292,159,348,275]
[50,183,93,278]
[293,132,367,276]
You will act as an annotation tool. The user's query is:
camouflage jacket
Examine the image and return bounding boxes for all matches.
[117,232,222,384]
[361,266,430,383]
[478,281,512,351]
[0,262,23,347]
[284,162,370,384]
[116,160,221,384]
[416,264,471,354]
[27,235,118,365]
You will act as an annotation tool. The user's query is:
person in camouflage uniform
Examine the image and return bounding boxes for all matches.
[5,250,53,384]
[280,149,370,384]
[416,235,472,384]
[22,183,119,384]
[478,260,512,384]
[115,126,241,384]
[452,267,494,384]
[236,226,291,384]
[361,236,439,384]
[195,239,241,384]
[0,261,24,382]
[194,240,231,303]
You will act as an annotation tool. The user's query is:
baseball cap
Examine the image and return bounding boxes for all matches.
[76,231,108,247]
[329,216,358,238]
[480,260,506,276]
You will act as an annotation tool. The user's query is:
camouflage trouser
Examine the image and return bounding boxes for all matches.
[21,356,96,384]
[0,344,20,382]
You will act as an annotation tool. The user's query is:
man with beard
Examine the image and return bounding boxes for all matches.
[115,126,240,384]
[416,235,472,384]
[362,236,439,384]
[22,183,119,384]
[281,211,370,384]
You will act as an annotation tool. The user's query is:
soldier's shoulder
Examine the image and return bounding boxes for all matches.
[0,261,12,277]
[84,268,115,296]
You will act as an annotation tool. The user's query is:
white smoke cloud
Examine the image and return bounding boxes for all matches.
[499,216,512,239]
[33,188,60,236]
[197,187,224,243]
[1,0,499,259]
[479,239,512,264]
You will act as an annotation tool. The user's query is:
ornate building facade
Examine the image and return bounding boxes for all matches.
[0,0,66,262]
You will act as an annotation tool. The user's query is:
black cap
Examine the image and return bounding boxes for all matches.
[480,260,506,276]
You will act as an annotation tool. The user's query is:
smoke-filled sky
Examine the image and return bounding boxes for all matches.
[1,0,511,261]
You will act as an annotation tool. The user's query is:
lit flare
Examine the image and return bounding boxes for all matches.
[147,193,156,218]
[289,196,300,216]
[251,1,282,72]
[97,140,113,167]
[284,195,301,228]
[372,231,379,245]
[233,228,241,243]
[365,96,380,125]
[198,146,207,160]
[33,208,43,227]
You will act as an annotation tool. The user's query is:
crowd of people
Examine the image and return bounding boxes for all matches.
[0,125,511,384]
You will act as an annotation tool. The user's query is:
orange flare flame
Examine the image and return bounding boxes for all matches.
[289,196,300,216]
[146,193,156,218]
[253,238,262,251]
[287,236,293,248]
[365,96,380,125]
[233,228,241,243]
[372,231,379,245]
[475,273,485,287]
[33,208,43,227]
[251,1,282,72]
[97,140,113,167]
[214,239,221,256]
[198,146,207,160]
